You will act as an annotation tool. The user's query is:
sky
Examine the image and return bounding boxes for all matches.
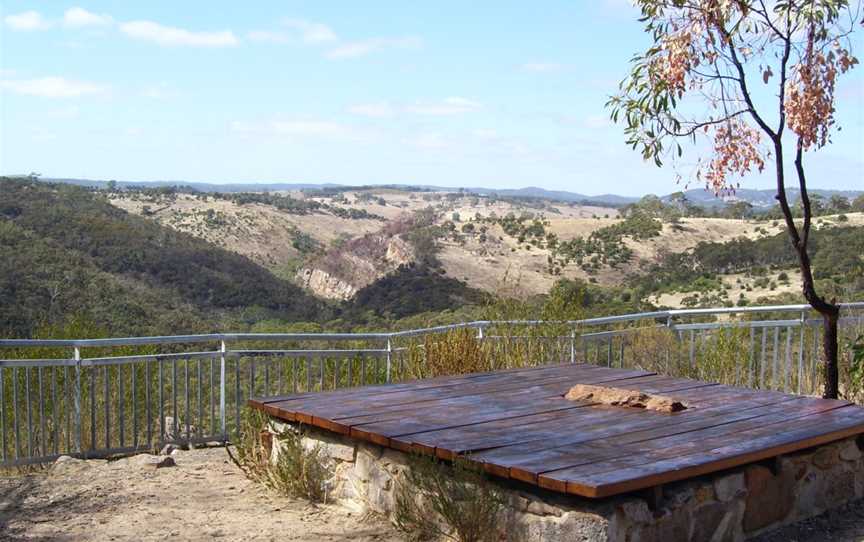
[1,1,862,196]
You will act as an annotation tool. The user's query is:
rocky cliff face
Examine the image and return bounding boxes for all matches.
[295,268,358,301]
[296,234,415,300]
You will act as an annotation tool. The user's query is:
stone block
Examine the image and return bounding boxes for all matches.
[812,446,840,470]
[355,443,383,481]
[694,484,715,504]
[525,499,565,518]
[714,472,746,503]
[517,510,610,542]
[743,464,794,533]
[278,418,864,542]
[626,508,691,542]
[302,437,355,463]
[617,500,653,524]
[691,501,739,542]
[839,439,862,462]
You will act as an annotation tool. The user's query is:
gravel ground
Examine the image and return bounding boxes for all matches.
[0,447,399,541]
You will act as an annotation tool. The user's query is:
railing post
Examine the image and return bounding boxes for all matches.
[385,338,392,383]
[476,325,484,341]
[797,310,806,395]
[570,328,576,363]
[73,346,82,454]
[219,340,227,439]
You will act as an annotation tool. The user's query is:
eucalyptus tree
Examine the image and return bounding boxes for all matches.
[608,0,860,397]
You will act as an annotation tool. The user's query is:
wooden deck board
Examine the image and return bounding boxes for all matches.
[249,363,864,498]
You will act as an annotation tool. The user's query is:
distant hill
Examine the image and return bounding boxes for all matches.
[458,186,639,206]
[666,188,864,208]
[40,177,860,210]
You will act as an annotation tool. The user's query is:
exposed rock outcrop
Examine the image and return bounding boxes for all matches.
[297,232,415,300]
[295,268,358,301]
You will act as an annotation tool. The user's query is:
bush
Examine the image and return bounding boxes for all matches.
[394,455,505,542]
[843,334,864,403]
[228,409,331,502]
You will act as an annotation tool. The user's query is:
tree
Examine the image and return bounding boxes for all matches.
[608,0,860,398]
[829,194,851,212]
[725,200,754,219]
[853,194,864,212]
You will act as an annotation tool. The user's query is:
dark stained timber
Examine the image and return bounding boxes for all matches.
[249,363,864,498]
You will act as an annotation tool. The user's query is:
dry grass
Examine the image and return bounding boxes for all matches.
[111,191,864,303]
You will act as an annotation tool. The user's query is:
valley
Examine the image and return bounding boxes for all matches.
[2,176,862,339]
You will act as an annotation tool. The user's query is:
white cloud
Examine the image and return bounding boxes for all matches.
[349,97,481,118]
[0,77,107,98]
[4,10,51,31]
[120,20,239,47]
[282,19,337,44]
[326,36,421,59]
[248,19,337,45]
[63,7,113,28]
[521,62,567,73]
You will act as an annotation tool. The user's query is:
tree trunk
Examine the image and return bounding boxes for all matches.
[771,141,841,399]
[819,306,841,399]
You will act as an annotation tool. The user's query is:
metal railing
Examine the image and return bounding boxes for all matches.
[1,302,862,467]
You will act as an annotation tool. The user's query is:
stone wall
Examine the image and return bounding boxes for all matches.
[270,421,864,542]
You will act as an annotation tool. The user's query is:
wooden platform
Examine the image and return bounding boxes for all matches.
[249,363,864,498]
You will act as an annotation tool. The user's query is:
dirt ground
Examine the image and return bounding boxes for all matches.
[3,447,863,542]
[750,499,864,542]
[0,447,399,542]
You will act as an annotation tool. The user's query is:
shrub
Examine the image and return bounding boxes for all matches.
[843,334,864,403]
[228,409,331,502]
[394,455,505,542]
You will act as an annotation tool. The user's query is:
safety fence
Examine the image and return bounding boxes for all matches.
[1,302,862,467]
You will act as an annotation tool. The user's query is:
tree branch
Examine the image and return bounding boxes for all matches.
[658,110,750,137]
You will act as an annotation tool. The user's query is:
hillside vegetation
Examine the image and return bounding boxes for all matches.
[0,178,324,337]
[2,177,862,339]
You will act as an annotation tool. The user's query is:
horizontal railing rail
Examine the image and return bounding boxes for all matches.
[1,302,863,467]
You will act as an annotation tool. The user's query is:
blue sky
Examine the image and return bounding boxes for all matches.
[1,2,862,196]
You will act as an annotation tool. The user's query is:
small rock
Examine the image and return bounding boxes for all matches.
[52,455,92,473]
[154,456,176,469]
[160,444,177,456]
